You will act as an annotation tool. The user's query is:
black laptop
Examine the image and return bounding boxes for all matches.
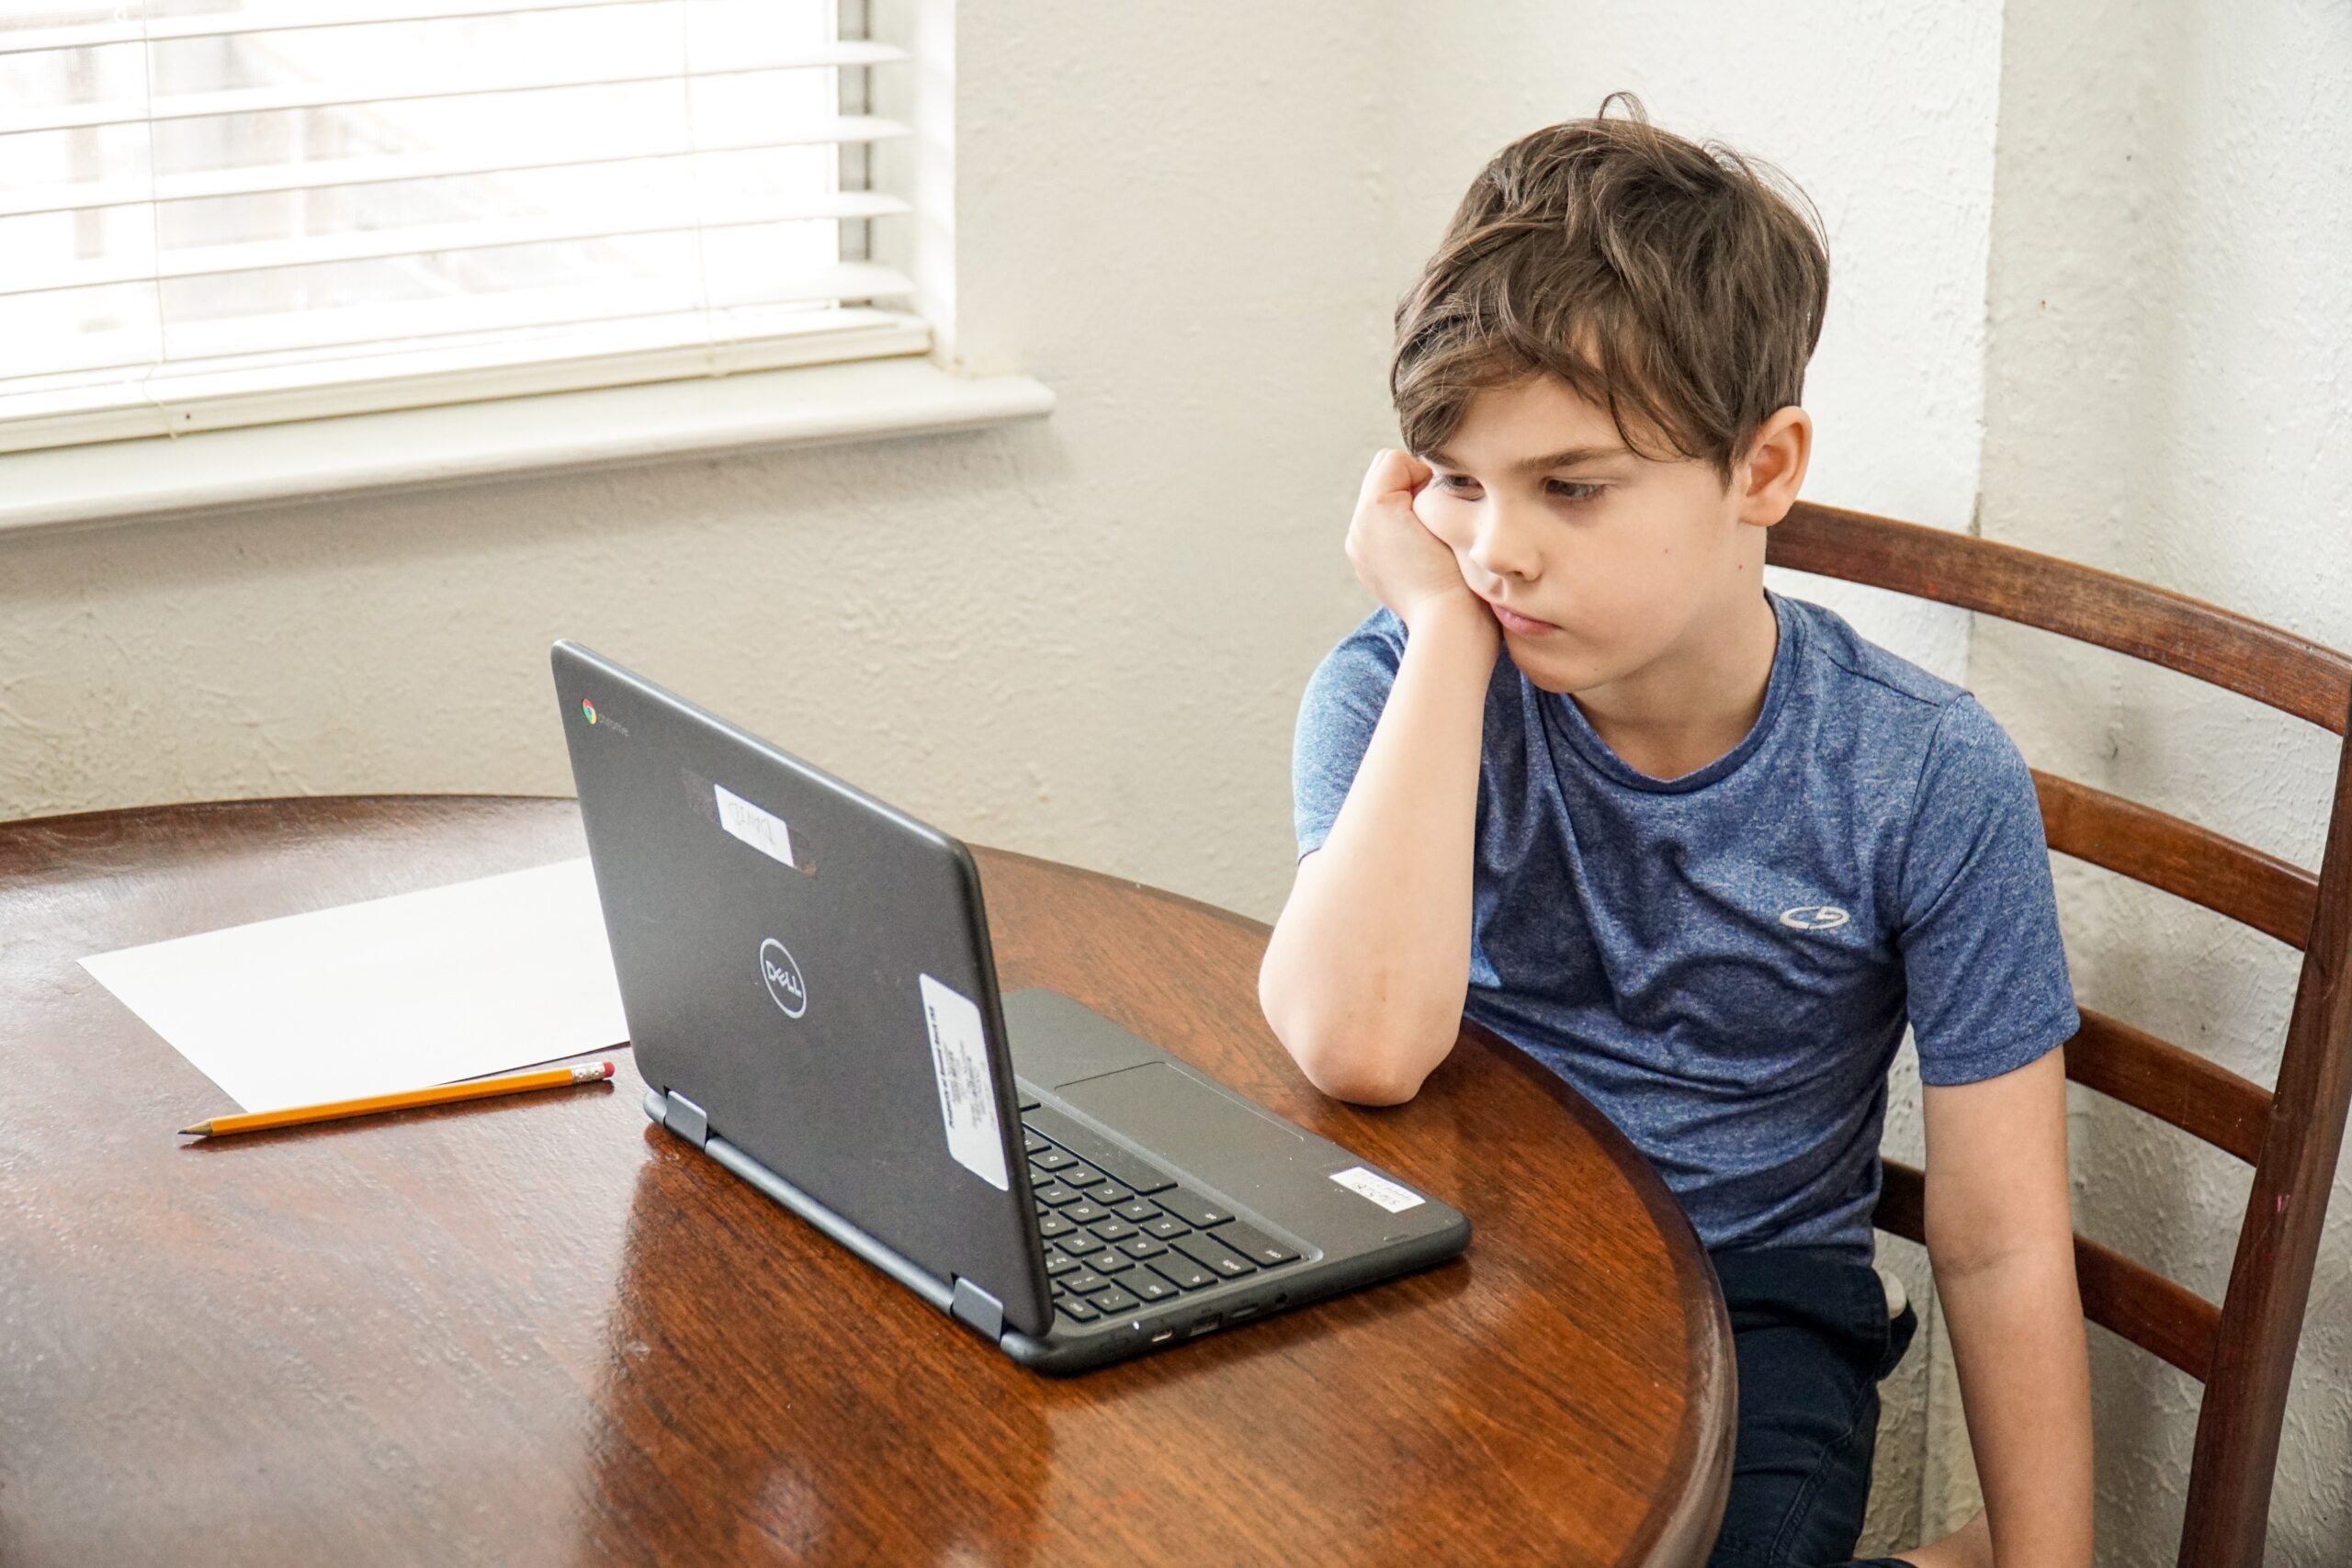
[552,641,1469,1372]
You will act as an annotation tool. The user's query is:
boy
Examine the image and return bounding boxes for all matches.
[1259,95,2093,1568]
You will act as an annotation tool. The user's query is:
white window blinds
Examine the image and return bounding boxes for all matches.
[0,1,918,452]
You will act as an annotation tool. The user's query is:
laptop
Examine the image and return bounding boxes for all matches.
[551,641,1469,1372]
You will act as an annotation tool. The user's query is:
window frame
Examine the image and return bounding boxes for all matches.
[0,0,1046,536]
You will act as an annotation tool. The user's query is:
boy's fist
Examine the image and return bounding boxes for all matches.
[1345,448,1487,634]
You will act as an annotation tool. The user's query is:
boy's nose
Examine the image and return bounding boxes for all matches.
[1468,506,1542,582]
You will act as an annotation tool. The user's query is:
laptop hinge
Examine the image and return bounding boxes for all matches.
[660,1090,711,1150]
[948,1278,1005,1340]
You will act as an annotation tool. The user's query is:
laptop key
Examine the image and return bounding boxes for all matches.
[1091,1254,1134,1277]
[1147,1257,1217,1292]
[1063,1269,1114,1294]
[1058,1164,1108,1188]
[1062,1201,1109,1225]
[1020,1106,1178,1194]
[1092,1286,1141,1314]
[1045,1254,1080,1278]
[1117,1236,1167,1260]
[1036,1213,1076,1239]
[1111,1199,1157,1223]
[1057,1295,1100,1323]
[1031,1148,1076,1172]
[1172,1233,1258,1279]
[1139,1213,1192,1240]
[1088,1219,1136,1243]
[1023,1131,1049,1155]
[1092,1182,1135,1205]
[1155,1189,1234,1229]
[1032,1183,1082,1208]
[1125,1271,1178,1303]
[1216,1220,1302,1267]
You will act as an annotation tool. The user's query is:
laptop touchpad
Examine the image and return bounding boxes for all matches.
[1057,1061,1307,1164]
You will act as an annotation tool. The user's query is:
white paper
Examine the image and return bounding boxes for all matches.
[917,973,1008,1190]
[80,858,627,1112]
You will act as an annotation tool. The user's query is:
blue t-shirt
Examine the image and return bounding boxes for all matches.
[1291,588,2079,1262]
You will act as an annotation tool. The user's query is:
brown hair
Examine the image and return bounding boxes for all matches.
[1391,91,1830,491]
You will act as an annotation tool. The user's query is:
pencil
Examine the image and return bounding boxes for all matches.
[180,1060,616,1138]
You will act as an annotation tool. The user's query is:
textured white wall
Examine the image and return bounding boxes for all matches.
[0,1,1388,929]
[1974,0,2352,1562]
[1370,6,2005,1556]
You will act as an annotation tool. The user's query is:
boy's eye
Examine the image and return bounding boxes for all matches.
[1430,475,1603,503]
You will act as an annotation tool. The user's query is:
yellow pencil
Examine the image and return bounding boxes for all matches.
[179,1060,616,1138]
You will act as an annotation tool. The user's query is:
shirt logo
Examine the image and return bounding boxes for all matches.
[1779,905,1851,931]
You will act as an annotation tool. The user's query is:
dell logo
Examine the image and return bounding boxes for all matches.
[1779,905,1851,931]
[759,937,808,1018]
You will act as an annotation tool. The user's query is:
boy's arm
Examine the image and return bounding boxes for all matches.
[1259,449,1499,1104]
[1920,1046,2094,1568]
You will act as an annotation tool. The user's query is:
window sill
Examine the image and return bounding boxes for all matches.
[0,354,1055,537]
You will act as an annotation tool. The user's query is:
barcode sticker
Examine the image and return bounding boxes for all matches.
[1329,1165,1424,1213]
[919,974,1008,1190]
[715,784,796,869]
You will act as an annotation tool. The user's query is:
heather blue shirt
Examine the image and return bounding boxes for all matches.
[1292,590,2079,1262]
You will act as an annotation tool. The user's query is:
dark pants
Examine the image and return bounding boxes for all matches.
[1703,1247,1922,1568]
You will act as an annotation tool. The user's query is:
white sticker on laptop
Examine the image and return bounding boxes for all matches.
[918,974,1008,1190]
[715,784,796,869]
[1328,1165,1424,1213]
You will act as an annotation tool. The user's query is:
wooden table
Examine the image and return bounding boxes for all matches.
[0,795,1734,1566]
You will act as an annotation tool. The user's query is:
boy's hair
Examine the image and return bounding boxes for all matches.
[1392,92,1830,491]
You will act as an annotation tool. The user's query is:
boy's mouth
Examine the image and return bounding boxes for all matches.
[1478,593,1559,636]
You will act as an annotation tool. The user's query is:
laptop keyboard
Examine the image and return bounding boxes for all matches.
[1018,1096,1302,1327]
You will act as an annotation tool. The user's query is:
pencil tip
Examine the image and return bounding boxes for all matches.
[179,1123,208,1136]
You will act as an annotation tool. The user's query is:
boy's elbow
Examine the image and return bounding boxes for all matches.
[1299,1053,1430,1107]
[1259,976,1444,1106]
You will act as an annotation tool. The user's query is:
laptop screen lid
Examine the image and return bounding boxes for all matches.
[553,640,1054,1337]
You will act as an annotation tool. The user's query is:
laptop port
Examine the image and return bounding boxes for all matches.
[1228,1303,1258,1321]
[1187,1314,1221,1337]
[1148,1327,1175,1344]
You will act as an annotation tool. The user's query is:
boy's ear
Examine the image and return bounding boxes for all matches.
[1735,406,1811,527]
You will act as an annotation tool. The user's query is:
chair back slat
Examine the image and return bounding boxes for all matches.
[2065,1008,2272,1165]
[2034,771,2319,950]
[2183,727,2352,1563]
[2076,1228,2222,1383]
[1770,504,2352,734]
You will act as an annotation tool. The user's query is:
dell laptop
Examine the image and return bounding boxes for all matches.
[552,641,1469,1372]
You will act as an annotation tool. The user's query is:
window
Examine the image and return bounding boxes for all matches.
[0,1,921,453]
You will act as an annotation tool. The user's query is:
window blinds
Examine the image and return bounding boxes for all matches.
[0,1,917,451]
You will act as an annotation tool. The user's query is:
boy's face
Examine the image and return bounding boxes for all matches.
[1413,372,1799,696]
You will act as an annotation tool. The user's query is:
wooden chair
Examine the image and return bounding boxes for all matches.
[1765,501,2352,1568]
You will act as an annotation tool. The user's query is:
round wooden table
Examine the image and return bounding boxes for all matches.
[0,795,1733,1566]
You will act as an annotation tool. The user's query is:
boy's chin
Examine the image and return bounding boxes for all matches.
[1502,645,1590,694]
[1505,637,1654,698]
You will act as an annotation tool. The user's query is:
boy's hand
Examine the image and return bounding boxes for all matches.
[1345,449,1491,637]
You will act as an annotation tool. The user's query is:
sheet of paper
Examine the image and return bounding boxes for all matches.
[81,857,628,1113]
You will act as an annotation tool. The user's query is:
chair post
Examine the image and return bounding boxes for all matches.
[2179,699,2352,1565]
